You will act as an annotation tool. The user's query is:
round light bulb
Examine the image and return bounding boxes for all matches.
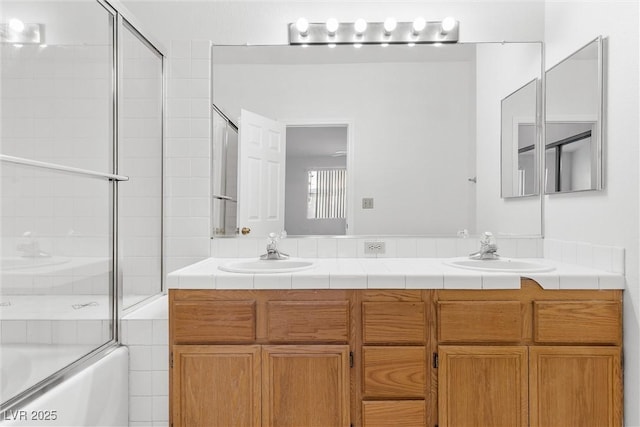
[412,17,426,34]
[296,17,309,36]
[354,18,367,34]
[9,18,25,33]
[383,17,397,34]
[326,18,339,35]
[441,16,456,33]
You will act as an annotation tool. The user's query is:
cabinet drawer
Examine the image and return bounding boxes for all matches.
[438,301,523,343]
[362,401,425,427]
[172,300,256,343]
[267,301,349,342]
[363,302,425,344]
[534,301,621,344]
[363,346,425,398]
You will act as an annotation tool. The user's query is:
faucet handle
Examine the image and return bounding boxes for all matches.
[481,231,494,244]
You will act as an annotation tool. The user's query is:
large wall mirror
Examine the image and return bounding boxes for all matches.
[211,42,542,237]
[501,79,539,198]
[545,36,605,194]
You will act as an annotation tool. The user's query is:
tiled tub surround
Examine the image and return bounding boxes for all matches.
[121,296,169,427]
[168,256,625,291]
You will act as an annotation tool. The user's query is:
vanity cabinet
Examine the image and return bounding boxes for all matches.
[169,290,353,427]
[169,282,622,427]
[359,291,432,427]
[436,280,623,427]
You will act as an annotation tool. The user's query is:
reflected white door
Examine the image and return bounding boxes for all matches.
[238,109,286,237]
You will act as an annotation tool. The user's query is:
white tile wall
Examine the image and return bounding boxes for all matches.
[164,39,212,275]
[122,296,169,427]
[210,236,543,259]
[543,238,625,274]
[120,38,212,427]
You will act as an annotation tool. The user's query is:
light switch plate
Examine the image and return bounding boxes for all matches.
[362,198,374,209]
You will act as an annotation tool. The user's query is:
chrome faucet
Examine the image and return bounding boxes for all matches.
[17,231,51,258]
[469,232,499,260]
[260,232,289,260]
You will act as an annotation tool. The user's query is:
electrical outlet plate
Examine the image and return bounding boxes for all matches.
[362,198,374,209]
[364,241,385,255]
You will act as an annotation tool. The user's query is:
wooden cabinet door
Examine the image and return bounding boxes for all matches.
[530,346,622,427]
[439,346,528,427]
[262,345,350,427]
[172,345,261,427]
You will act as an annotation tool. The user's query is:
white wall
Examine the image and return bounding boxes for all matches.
[475,43,543,236]
[544,1,640,424]
[123,1,545,45]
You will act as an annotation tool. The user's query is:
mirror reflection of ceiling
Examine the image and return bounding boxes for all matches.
[287,126,348,158]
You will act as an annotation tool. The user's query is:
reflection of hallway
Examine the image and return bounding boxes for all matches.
[285,125,348,236]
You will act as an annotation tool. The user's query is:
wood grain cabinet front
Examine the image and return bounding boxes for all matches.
[438,345,529,427]
[172,345,261,427]
[529,346,622,427]
[169,286,623,427]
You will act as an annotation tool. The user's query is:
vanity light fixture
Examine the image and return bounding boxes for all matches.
[354,18,368,35]
[288,17,459,45]
[1,19,43,44]
[326,18,339,36]
[441,16,456,34]
[9,18,25,33]
[412,17,427,34]
[295,17,310,36]
[383,17,397,35]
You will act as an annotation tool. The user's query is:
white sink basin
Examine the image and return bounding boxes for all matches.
[444,258,555,273]
[219,259,315,274]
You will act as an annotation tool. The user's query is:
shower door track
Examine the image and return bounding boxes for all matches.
[0,155,129,181]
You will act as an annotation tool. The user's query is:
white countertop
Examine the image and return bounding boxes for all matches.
[167,257,625,291]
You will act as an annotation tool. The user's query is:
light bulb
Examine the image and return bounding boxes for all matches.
[354,18,367,34]
[326,18,339,35]
[381,43,389,47]
[328,43,337,48]
[354,43,363,49]
[407,42,416,47]
[412,17,426,34]
[9,18,25,33]
[441,16,456,34]
[383,17,397,34]
[296,17,309,36]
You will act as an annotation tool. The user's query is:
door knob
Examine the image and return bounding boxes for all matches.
[241,227,251,235]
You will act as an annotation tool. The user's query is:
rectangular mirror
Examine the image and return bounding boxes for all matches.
[211,42,542,237]
[501,79,539,198]
[545,36,605,194]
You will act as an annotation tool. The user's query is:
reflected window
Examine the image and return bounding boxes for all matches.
[307,169,347,219]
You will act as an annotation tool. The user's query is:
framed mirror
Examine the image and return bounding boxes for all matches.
[501,79,539,198]
[545,36,605,194]
[211,42,543,237]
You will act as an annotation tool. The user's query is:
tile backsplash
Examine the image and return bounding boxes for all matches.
[211,236,544,259]
[543,238,625,274]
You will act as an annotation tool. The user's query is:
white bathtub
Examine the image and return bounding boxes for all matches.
[0,346,128,426]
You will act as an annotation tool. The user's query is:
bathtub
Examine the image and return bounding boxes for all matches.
[0,346,128,426]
